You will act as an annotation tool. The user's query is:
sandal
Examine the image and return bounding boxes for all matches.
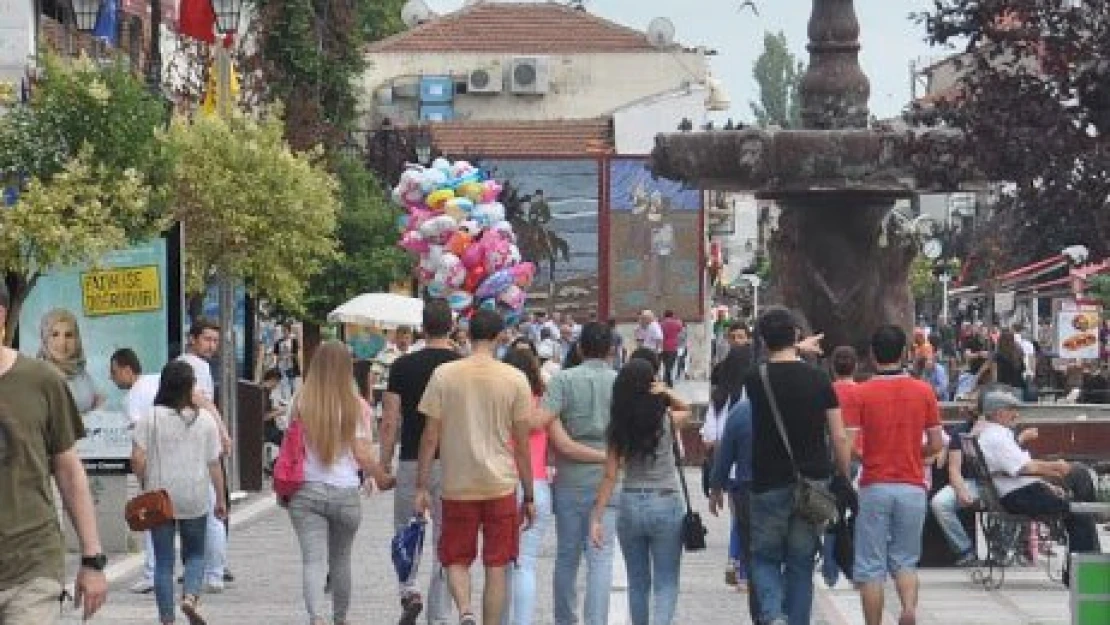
[181,594,206,625]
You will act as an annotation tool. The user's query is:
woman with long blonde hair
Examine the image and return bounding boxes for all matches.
[287,341,391,625]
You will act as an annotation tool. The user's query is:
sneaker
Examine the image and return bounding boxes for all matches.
[222,570,235,584]
[129,578,154,594]
[459,613,477,625]
[181,594,206,625]
[399,594,423,625]
[724,569,738,586]
[203,579,225,594]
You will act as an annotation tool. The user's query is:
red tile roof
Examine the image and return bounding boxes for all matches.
[412,118,613,157]
[367,2,663,54]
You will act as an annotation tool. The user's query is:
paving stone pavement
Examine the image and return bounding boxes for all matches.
[67,470,1101,625]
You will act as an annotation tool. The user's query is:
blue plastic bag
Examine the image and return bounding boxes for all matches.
[391,515,426,585]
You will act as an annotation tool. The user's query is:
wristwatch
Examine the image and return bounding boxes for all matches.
[81,554,108,572]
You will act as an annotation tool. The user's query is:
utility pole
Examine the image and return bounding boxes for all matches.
[215,37,239,491]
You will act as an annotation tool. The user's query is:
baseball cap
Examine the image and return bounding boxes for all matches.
[981,389,1021,416]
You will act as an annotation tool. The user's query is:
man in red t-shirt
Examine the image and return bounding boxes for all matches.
[659,310,684,387]
[844,325,945,625]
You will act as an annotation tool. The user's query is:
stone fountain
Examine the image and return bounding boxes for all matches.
[652,0,926,353]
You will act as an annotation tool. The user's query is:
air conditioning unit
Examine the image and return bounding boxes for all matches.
[509,57,549,95]
[467,67,503,94]
[391,81,420,100]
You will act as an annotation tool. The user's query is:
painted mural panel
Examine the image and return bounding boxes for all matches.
[608,158,702,320]
[484,159,600,320]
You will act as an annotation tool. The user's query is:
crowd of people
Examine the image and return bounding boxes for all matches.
[2,264,1106,625]
[702,308,1105,625]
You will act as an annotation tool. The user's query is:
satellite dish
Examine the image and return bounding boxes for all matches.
[646,17,676,48]
[401,0,434,28]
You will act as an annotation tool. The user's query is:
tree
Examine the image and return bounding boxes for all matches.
[502,181,569,313]
[302,156,410,323]
[160,113,339,311]
[363,0,407,42]
[750,31,804,128]
[911,1,1110,268]
[0,53,171,344]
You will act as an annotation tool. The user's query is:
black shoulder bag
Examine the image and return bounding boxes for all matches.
[759,364,838,526]
[669,410,707,551]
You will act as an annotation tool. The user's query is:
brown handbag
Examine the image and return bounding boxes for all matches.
[125,408,175,531]
[125,489,174,531]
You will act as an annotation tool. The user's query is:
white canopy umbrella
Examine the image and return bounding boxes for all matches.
[327,293,423,329]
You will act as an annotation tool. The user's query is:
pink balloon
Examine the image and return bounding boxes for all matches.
[461,242,485,270]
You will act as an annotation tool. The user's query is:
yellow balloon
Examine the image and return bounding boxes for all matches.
[457,182,483,202]
[426,189,455,210]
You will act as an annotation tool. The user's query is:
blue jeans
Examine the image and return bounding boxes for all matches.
[854,484,928,583]
[617,490,684,625]
[204,482,227,583]
[505,480,553,625]
[749,485,824,625]
[151,516,208,623]
[552,485,617,625]
[929,481,980,556]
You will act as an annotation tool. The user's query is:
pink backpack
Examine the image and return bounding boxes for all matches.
[273,418,306,500]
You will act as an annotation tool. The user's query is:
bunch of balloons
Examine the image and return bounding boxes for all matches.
[394,158,535,324]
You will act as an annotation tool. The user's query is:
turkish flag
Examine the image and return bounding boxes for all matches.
[178,0,215,43]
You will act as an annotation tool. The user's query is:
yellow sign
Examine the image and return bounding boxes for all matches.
[81,266,162,316]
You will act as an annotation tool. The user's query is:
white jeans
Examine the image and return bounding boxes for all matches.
[205,482,227,581]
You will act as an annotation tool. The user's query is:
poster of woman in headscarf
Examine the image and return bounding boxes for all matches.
[608,158,701,319]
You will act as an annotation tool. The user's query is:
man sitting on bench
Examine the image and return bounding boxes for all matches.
[977,390,1102,560]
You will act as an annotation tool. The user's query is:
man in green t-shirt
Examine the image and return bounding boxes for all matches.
[0,284,107,623]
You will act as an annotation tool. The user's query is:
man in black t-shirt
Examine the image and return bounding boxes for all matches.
[380,300,460,625]
[742,307,852,625]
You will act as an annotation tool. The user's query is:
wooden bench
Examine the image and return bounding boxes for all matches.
[958,434,1069,589]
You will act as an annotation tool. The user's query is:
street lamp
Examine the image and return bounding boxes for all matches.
[69,0,102,31]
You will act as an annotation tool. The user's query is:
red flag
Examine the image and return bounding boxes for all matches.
[178,0,215,43]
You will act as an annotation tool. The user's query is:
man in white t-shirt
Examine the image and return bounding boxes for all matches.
[634,310,664,352]
[109,348,161,593]
[976,389,1101,559]
[178,320,232,592]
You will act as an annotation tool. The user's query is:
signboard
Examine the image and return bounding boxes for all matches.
[82,265,162,316]
[1071,554,1110,625]
[1057,303,1102,360]
[19,239,172,473]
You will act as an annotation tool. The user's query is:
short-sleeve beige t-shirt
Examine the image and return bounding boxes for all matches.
[418,356,532,501]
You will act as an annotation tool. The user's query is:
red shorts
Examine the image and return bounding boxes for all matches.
[439,493,519,567]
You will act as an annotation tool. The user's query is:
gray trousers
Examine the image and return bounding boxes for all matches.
[395,460,451,624]
[289,483,363,623]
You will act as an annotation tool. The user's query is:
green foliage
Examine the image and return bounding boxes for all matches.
[161,113,340,311]
[909,254,936,301]
[0,53,169,182]
[302,156,410,323]
[362,0,407,42]
[0,149,158,343]
[750,31,804,128]
[251,0,384,152]
[0,52,171,344]
[1089,275,1110,310]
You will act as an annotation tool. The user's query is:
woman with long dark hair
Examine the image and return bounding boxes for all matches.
[992,329,1027,390]
[588,359,690,625]
[132,361,226,625]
